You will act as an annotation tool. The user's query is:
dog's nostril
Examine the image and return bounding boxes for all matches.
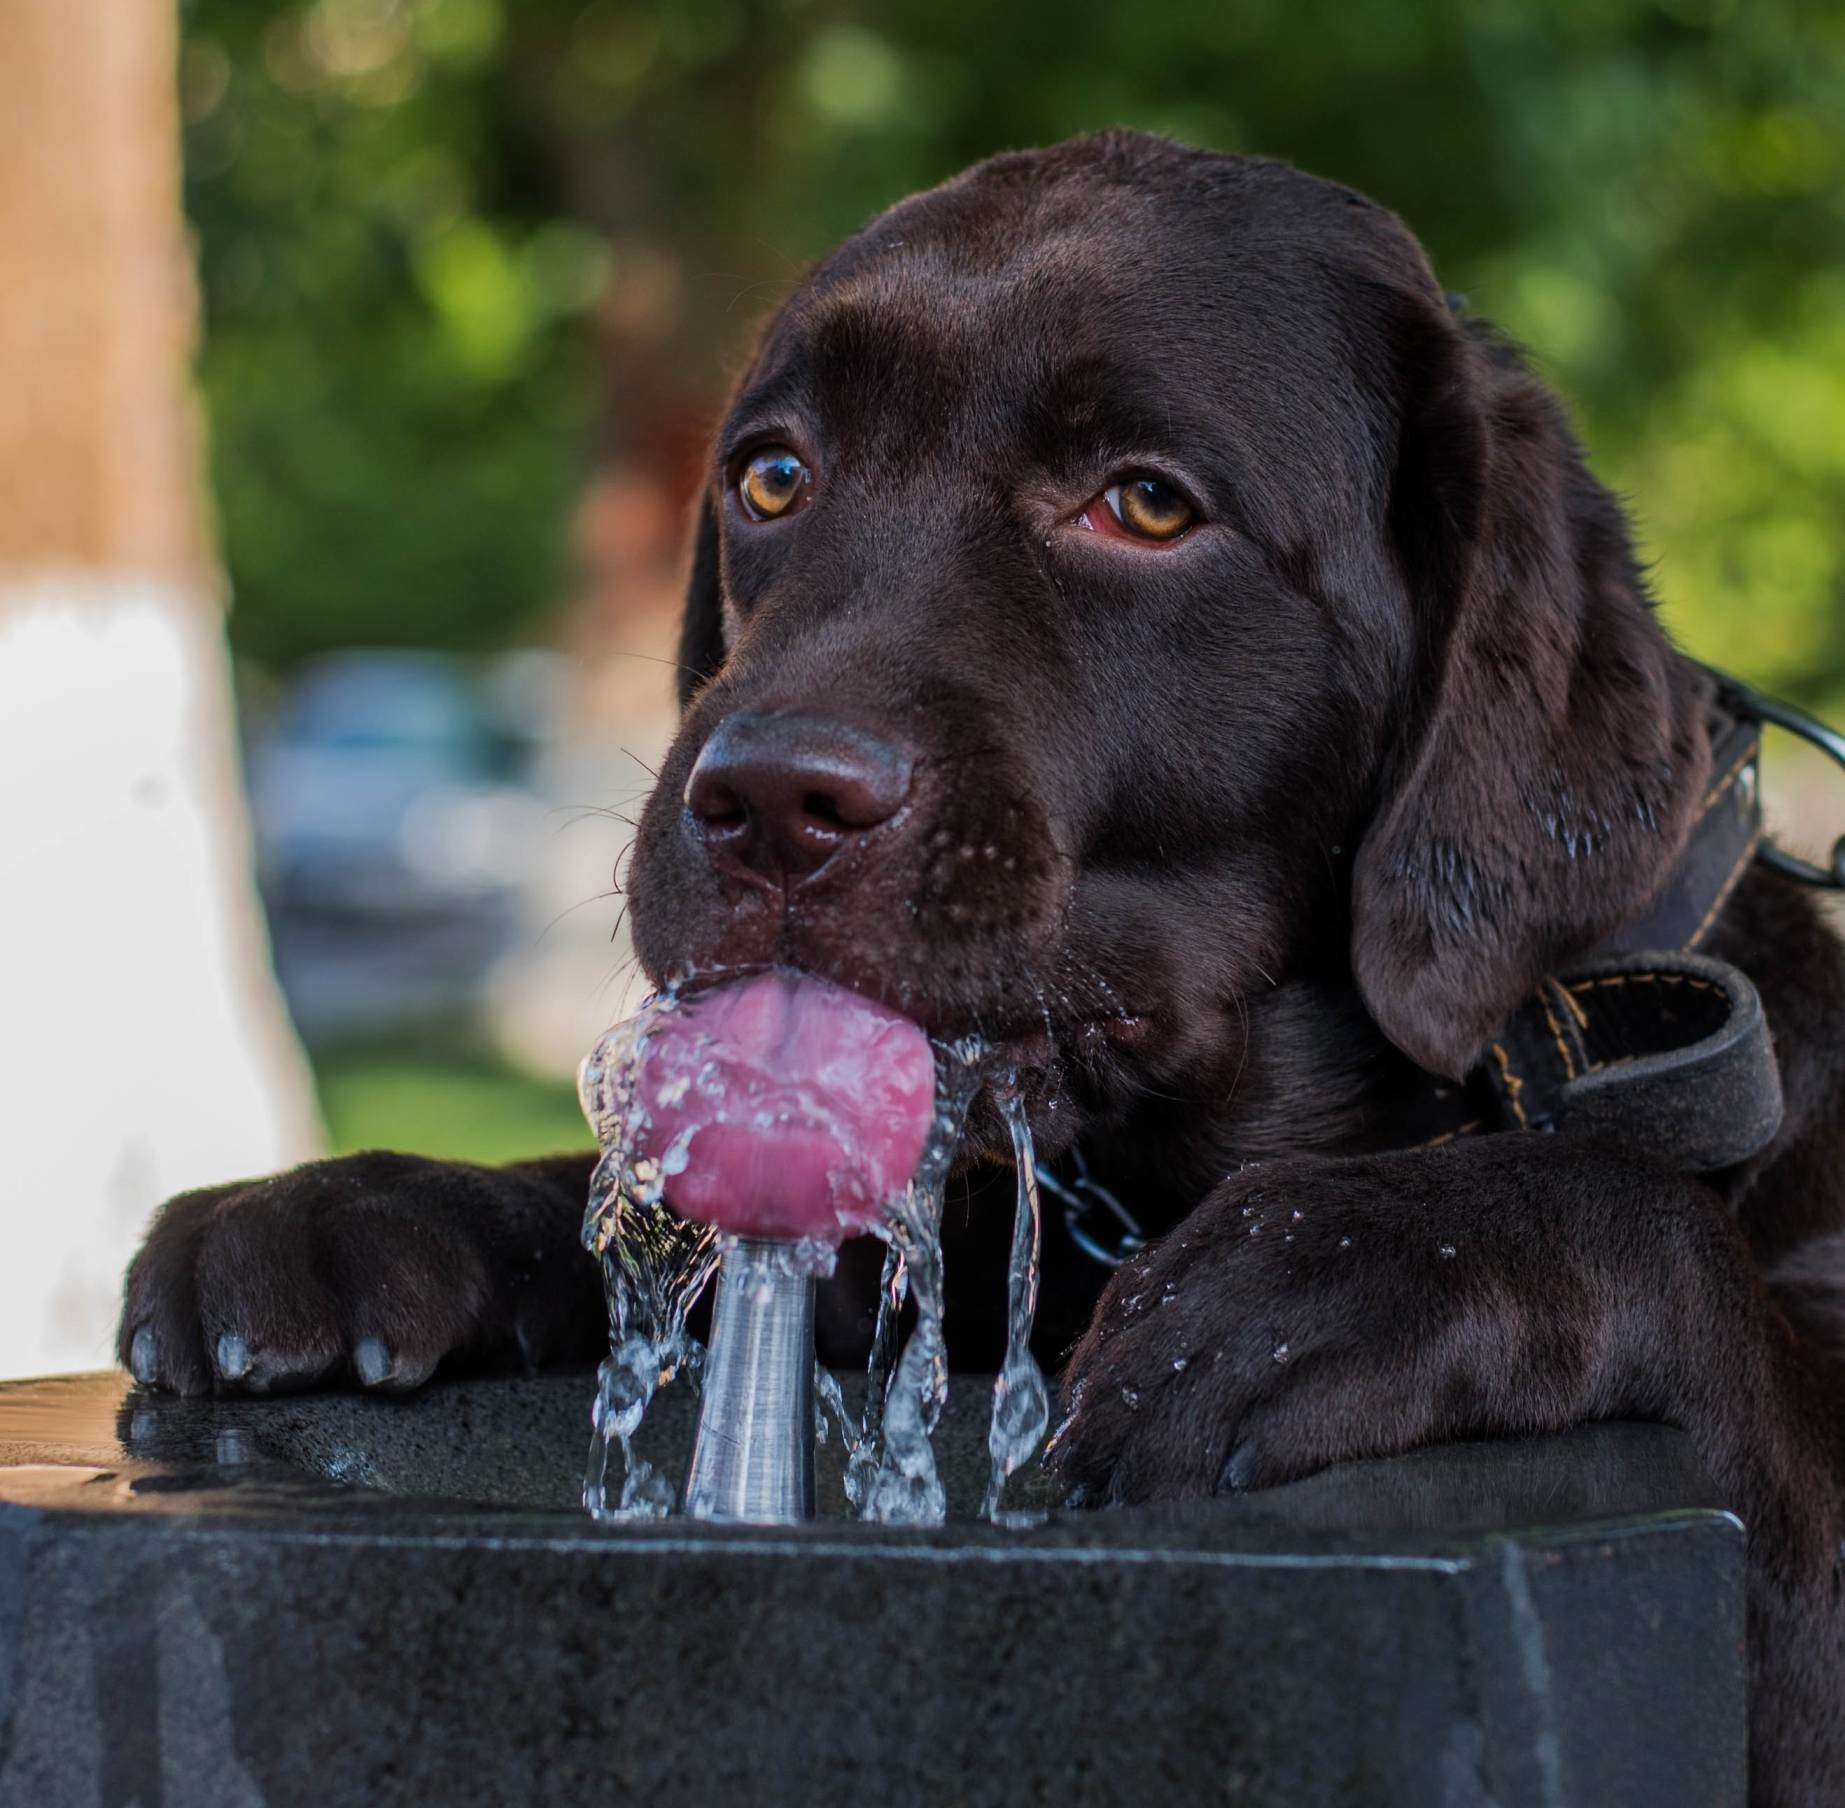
[685,711,914,879]
[801,790,849,830]
[691,778,747,830]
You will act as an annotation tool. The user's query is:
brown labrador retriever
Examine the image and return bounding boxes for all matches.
[121,133,1845,1803]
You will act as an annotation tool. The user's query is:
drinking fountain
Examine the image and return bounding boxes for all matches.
[0,971,1754,1804]
[577,968,946,1526]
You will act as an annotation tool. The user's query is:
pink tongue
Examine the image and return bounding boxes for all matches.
[635,972,935,1243]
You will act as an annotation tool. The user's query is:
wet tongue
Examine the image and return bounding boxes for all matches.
[636,972,935,1243]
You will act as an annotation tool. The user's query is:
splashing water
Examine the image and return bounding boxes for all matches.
[814,1364,853,1450]
[858,1039,984,1524]
[844,1241,907,1511]
[577,985,1045,1527]
[579,998,720,1520]
[982,1081,1050,1523]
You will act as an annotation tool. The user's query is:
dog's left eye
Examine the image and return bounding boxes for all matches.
[1079,474,1195,543]
[737,448,812,521]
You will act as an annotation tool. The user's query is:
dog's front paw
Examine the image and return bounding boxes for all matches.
[1046,1143,1626,1506]
[118,1151,599,1397]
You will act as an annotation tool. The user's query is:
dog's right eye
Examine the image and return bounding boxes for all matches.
[737,448,812,521]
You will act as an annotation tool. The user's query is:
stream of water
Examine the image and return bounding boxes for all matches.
[845,1240,906,1511]
[852,1036,983,1524]
[579,998,720,1520]
[982,1086,1050,1523]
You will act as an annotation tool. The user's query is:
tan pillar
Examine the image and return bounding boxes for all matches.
[0,0,210,584]
[0,0,322,1378]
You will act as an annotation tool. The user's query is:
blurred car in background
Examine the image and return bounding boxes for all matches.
[247,650,554,1045]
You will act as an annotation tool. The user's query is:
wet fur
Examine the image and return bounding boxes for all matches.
[121,134,1845,1803]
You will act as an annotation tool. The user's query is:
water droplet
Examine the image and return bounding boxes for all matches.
[1338,1236,1353,1250]
[1272,1342,1291,1364]
[1120,1387,1141,1410]
[1171,1357,1189,1373]
[1290,1209,1303,1222]
[1437,1243,1457,1259]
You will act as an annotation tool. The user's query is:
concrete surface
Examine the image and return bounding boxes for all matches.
[0,1371,1747,1807]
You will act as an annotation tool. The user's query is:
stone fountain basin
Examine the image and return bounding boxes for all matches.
[0,1372,1743,1806]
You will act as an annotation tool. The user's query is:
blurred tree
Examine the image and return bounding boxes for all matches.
[0,0,321,1378]
[182,0,1845,710]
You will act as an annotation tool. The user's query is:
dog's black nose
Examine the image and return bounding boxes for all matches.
[685,711,914,879]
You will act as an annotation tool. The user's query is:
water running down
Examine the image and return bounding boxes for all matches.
[578,1001,721,1519]
[844,1240,907,1512]
[577,986,1053,1525]
[983,1085,1051,1523]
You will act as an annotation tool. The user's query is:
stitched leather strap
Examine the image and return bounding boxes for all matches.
[1470,676,1787,1173]
[1598,708,1761,955]
[1482,952,1784,1170]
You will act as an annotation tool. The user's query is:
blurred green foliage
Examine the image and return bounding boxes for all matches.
[316,1044,585,1162]
[184,0,1845,704]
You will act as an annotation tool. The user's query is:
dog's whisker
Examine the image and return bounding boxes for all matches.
[533,889,625,948]
[602,648,706,681]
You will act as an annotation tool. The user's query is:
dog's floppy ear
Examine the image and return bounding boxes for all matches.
[1352,314,1710,1079]
[675,485,726,711]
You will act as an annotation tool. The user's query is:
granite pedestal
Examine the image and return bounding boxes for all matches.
[0,1372,1745,1806]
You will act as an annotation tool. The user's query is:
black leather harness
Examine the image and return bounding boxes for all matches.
[1469,673,1781,1172]
[1047,666,1845,1269]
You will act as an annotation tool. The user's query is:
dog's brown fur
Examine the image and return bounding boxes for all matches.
[122,135,1845,1802]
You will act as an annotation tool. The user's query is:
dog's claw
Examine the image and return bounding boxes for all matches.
[129,1326,158,1386]
[215,1333,251,1383]
[353,1338,392,1387]
[1219,1442,1256,1493]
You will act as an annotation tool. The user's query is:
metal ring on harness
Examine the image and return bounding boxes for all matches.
[1704,666,1845,890]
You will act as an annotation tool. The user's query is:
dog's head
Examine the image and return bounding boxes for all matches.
[627,132,1708,1174]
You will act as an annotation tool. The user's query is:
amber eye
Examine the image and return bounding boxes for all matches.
[737,447,811,520]
[1105,475,1193,541]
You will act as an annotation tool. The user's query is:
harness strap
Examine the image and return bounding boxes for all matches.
[1481,952,1783,1171]
[1597,702,1763,957]
[1472,683,1785,1172]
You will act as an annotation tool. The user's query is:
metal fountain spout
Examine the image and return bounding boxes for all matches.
[681,1239,817,1523]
